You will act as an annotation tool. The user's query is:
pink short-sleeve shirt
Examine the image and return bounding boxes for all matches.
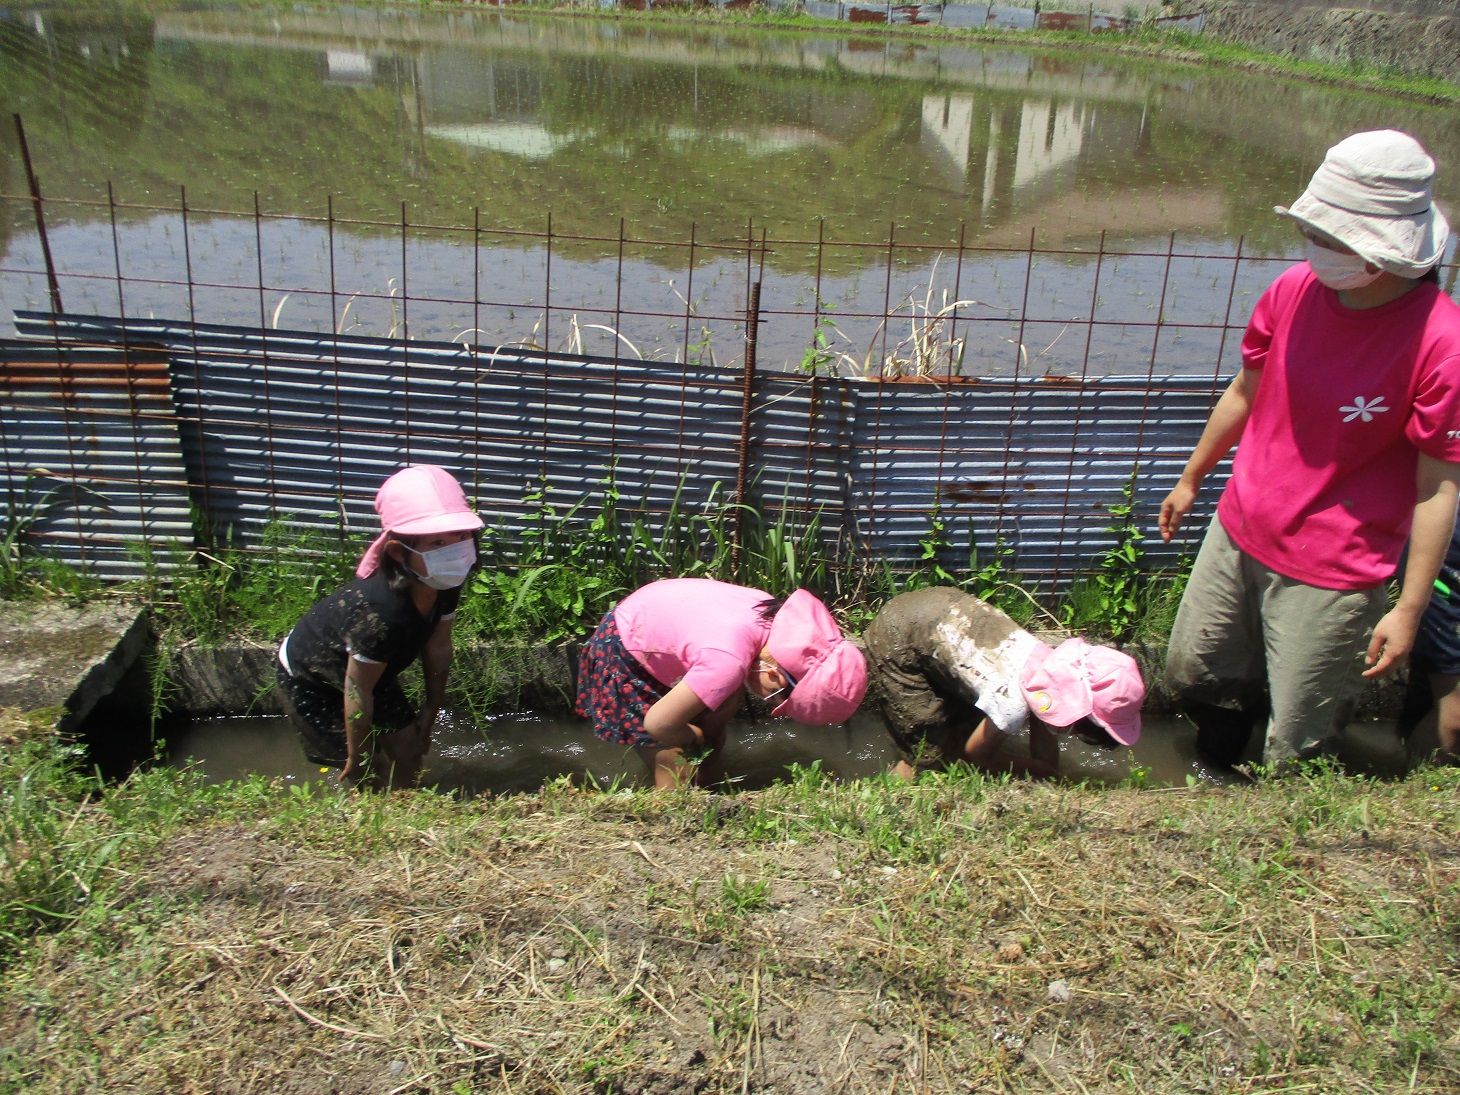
[1218,264,1460,589]
[613,578,773,711]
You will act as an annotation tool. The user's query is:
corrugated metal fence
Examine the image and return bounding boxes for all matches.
[2,309,1224,587]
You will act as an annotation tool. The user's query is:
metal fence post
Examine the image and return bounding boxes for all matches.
[732,279,762,573]
[13,114,63,315]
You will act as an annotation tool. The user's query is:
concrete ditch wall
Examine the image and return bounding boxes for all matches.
[163,640,582,720]
[1204,0,1460,84]
[158,634,1408,727]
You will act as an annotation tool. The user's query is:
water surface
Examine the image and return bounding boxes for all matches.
[164,709,1412,794]
[3,4,1457,370]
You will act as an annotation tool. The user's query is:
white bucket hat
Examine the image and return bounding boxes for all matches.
[1274,129,1451,278]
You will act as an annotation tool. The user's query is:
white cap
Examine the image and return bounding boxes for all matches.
[1274,129,1450,277]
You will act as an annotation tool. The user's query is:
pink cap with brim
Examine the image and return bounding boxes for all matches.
[356,464,484,578]
[1018,637,1144,746]
[765,589,869,725]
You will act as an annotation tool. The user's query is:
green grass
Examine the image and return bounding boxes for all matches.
[8,474,1190,721]
[1,718,1456,1091]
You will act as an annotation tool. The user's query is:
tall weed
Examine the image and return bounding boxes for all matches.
[0,473,97,601]
[137,517,360,648]
[1060,479,1148,642]
[0,738,117,958]
[463,477,636,646]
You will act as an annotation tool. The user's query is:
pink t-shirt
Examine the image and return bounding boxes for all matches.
[1218,264,1460,590]
[613,578,773,710]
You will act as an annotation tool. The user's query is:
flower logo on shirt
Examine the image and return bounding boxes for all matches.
[1340,396,1389,423]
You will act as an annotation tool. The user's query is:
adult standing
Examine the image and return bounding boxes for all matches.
[1159,130,1460,770]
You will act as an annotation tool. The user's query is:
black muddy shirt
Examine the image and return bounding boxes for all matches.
[862,586,1041,742]
[281,568,460,690]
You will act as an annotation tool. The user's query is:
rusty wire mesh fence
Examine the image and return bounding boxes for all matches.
[5,180,1452,589]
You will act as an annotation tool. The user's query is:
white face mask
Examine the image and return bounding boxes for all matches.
[405,538,476,590]
[1306,240,1383,291]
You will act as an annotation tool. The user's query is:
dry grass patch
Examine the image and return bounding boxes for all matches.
[0,761,1456,1093]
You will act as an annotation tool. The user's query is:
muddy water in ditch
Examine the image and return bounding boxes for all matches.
[164,711,1412,794]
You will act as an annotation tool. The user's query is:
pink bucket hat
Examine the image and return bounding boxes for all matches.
[765,589,869,726]
[1018,637,1144,746]
[356,464,484,578]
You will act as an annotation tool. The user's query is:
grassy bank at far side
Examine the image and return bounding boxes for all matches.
[0,713,1456,1093]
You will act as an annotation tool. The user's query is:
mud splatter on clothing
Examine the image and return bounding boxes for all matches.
[275,662,416,766]
[281,569,459,689]
[863,587,1041,764]
[276,569,458,766]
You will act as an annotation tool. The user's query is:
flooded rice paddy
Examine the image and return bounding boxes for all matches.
[165,709,1411,794]
[3,3,1458,372]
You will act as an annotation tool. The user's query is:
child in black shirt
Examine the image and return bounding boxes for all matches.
[277,465,482,788]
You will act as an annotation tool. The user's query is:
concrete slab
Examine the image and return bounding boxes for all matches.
[0,599,151,730]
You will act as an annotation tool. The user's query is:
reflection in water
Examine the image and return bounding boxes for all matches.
[164,709,1412,796]
[2,4,1457,364]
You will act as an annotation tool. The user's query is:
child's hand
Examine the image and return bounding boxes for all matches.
[405,716,433,755]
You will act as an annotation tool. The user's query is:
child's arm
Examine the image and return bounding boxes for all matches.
[696,689,743,751]
[961,718,1058,779]
[342,655,388,783]
[414,618,454,744]
[1027,721,1061,777]
[642,680,713,749]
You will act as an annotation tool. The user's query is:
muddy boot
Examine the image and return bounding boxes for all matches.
[1183,699,1261,769]
[1395,668,1433,743]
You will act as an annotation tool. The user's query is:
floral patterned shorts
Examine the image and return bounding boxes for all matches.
[575,611,668,748]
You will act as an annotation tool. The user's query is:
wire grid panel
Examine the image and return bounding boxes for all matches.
[845,376,1228,580]
[0,341,194,579]
[12,313,764,554]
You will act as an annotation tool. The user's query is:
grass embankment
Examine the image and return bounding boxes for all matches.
[2,711,1456,1093]
[48,0,1460,105]
[453,1,1460,106]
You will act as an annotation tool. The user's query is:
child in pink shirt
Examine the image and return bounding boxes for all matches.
[576,578,868,788]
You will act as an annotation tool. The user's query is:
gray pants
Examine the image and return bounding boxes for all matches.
[1165,516,1387,767]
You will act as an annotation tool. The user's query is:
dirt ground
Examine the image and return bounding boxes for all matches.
[3,767,1458,1094]
[8,813,935,1093]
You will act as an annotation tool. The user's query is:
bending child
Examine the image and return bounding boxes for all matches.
[276,464,483,789]
[576,578,868,788]
[862,587,1144,779]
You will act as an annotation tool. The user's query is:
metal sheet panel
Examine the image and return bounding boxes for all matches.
[13,312,1226,588]
[846,377,1226,579]
[0,343,194,580]
[13,314,760,559]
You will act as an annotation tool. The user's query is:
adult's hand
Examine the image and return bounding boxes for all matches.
[1158,481,1198,543]
[1363,604,1422,678]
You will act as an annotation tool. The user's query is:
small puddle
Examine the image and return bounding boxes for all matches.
[163,711,1413,793]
